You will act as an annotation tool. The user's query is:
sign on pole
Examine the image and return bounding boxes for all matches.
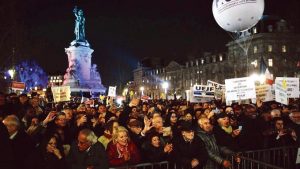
[225,77,256,102]
[275,80,288,105]
[51,86,71,103]
[108,86,117,97]
[275,77,299,98]
[11,81,25,91]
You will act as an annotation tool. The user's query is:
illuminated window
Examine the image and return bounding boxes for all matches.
[253,27,257,34]
[268,59,273,67]
[219,55,223,61]
[268,45,272,52]
[156,70,158,74]
[253,46,258,54]
[196,60,198,66]
[282,45,287,53]
[212,56,216,63]
[201,59,204,64]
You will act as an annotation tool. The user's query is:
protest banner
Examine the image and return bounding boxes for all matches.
[51,86,71,102]
[108,86,117,97]
[255,84,274,102]
[275,77,299,98]
[275,80,288,105]
[225,77,256,102]
[193,85,215,97]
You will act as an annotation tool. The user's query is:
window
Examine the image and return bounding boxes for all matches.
[282,45,287,53]
[186,62,189,68]
[268,59,273,67]
[156,70,158,74]
[253,46,258,54]
[201,59,204,64]
[191,61,194,67]
[197,71,200,74]
[253,27,257,34]
[196,60,199,66]
[219,55,223,61]
[268,45,272,52]
[212,56,216,63]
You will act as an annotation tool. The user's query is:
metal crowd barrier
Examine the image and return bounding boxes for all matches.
[109,161,169,169]
[109,146,299,169]
[240,146,298,169]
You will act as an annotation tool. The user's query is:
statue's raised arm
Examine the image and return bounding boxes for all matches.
[73,6,86,41]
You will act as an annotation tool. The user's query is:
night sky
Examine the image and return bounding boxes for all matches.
[0,0,299,87]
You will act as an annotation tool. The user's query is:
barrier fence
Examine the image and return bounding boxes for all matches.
[109,146,299,169]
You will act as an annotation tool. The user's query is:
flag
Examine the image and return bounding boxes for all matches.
[260,56,273,85]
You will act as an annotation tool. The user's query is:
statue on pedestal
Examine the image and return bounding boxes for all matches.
[73,6,85,41]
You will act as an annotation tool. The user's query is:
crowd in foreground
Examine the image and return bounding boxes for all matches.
[0,92,299,169]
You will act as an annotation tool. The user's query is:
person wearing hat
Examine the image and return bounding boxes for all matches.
[173,121,208,169]
[127,119,145,149]
[213,112,240,151]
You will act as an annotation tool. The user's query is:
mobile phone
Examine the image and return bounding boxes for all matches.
[238,126,243,130]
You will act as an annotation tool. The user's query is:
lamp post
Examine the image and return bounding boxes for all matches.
[161,81,169,99]
[140,86,144,98]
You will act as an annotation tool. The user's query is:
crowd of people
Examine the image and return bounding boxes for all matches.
[0,91,299,169]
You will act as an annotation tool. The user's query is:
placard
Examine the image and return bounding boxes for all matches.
[275,77,299,98]
[108,86,117,97]
[193,85,215,97]
[275,80,288,105]
[51,86,71,102]
[225,77,256,101]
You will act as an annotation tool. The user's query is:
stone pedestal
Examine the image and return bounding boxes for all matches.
[63,41,106,94]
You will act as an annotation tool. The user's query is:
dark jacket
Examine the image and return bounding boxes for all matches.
[67,141,109,169]
[142,142,168,162]
[173,134,208,169]
[213,125,237,150]
[196,127,235,169]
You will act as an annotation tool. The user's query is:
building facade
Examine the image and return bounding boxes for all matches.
[133,16,300,99]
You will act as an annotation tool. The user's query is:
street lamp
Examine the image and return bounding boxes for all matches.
[8,69,15,79]
[161,81,169,97]
[140,86,144,96]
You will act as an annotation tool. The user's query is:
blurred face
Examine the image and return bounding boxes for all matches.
[275,120,284,131]
[64,109,73,121]
[217,117,230,127]
[185,113,193,121]
[31,98,39,107]
[170,113,177,124]
[3,121,18,135]
[55,114,67,127]
[182,131,194,141]
[77,133,91,152]
[203,103,209,109]
[117,131,128,146]
[112,122,119,134]
[98,105,106,114]
[19,96,28,104]
[151,136,160,148]
[225,107,233,114]
[290,112,300,124]
[142,105,148,112]
[199,118,213,133]
[47,137,57,153]
[152,117,163,131]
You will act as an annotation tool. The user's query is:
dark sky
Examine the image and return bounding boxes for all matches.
[0,0,299,87]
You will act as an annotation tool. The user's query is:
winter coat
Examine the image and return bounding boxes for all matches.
[196,127,235,169]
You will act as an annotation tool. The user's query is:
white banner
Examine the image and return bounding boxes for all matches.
[225,77,256,101]
[193,85,215,97]
[108,86,117,97]
[275,77,299,98]
[189,87,214,103]
[51,86,71,103]
[275,80,288,105]
[207,80,225,90]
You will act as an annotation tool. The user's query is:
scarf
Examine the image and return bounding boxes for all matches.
[116,142,128,158]
[222,126,233,134]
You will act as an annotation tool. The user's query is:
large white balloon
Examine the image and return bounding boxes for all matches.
[212,0,264,32]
